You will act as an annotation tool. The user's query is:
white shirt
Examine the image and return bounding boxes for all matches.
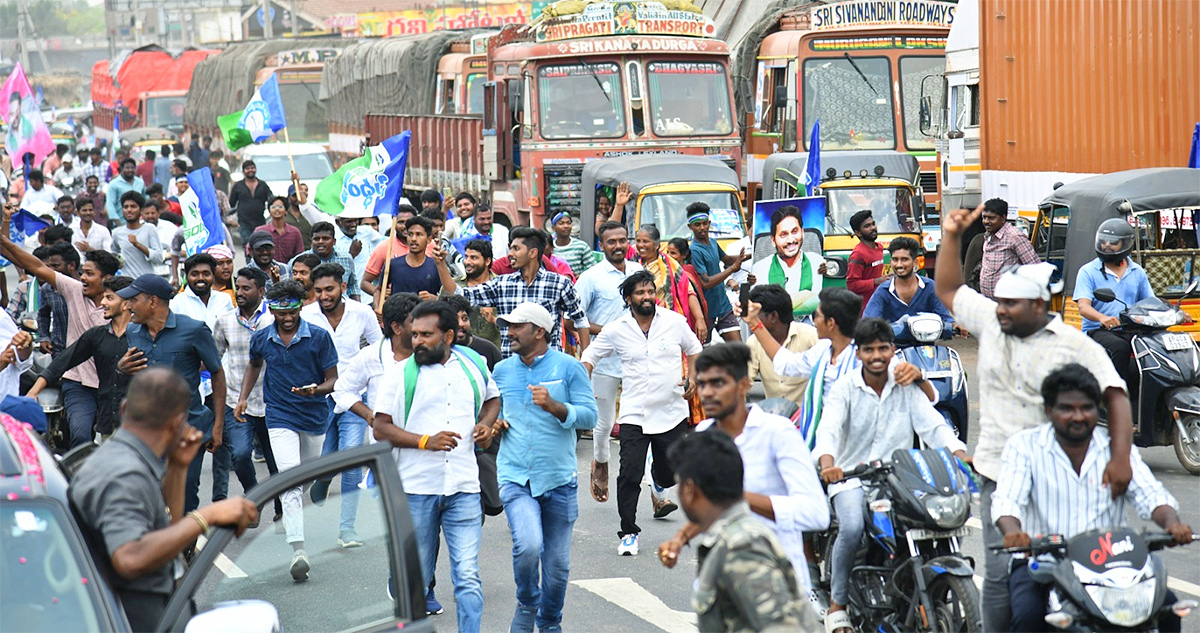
[21,184,63,208]
[333,339,400,415]
[169,285,235,331]
[0,312,33,399]
[580,306,702,433]
[992,424,1175,539]
[696,406,830,591]
[574,258,643,377]
[300,299,383,373]
[374,350,499,496]
[72,222,112,254]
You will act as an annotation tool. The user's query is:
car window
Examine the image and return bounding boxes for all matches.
[1,500,113,632]
[160,445,431,633]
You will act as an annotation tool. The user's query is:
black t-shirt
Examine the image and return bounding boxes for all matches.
[466,335,502,371]
[387,255,441,296]
[230,179,272,228]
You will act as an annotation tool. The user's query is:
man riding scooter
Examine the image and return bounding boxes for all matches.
[1073,218,1155,386]
[862,237,956,327]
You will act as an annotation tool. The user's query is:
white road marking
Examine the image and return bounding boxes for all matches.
[966,517,982,530]
[196,534,248,579]
[573,577,696,633]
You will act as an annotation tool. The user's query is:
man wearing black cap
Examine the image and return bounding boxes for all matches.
[116,274,227,516]
[246,230,291,289]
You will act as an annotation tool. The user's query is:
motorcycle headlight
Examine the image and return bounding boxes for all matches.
[1129,310,1185,327]
[1084,577,1157,627]
[908,314,943,343]
[923,493,969,529]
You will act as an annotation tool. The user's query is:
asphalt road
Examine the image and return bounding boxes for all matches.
[183,336,1200,632]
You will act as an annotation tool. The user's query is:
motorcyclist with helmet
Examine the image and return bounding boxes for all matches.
[1073,218,1155,383]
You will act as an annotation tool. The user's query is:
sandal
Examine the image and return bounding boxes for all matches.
[590,460,609,502]
[824,608,852,633]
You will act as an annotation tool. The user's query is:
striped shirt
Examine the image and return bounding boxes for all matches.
[992,424,1175,539]
[979,222,1040,299]
[459,267,589,357]
[553,237,595,276]
[953,287,1125,481]
[211,304,274,417]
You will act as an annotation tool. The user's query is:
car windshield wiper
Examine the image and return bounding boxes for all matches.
[577,59,612,104]
[843,52,881,100]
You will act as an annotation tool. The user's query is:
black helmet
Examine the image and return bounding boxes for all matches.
[1095,218,1135,263]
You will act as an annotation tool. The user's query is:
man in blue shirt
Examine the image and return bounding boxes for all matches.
[862,237,955,327]
[1073,218,1155,384]
[115,274,226,516]
[490,302,597,633]
[236,279,339,583]
[687,202,750,342]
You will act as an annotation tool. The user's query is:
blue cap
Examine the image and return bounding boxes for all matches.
[116,274,176,300]
[1,396,47,434]
[288,183,297,195]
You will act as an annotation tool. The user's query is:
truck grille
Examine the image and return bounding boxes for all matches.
[919,171,938,193]
[544,165,583,220]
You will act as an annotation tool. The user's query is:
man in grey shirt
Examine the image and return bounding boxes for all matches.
[69,368,257,631]
[111,190,163,278]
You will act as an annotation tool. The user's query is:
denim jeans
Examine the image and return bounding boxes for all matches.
[62,380,98,448]
[979,477,1011,632]
[408,492,483,633]
[500,480,579,631]
[213,407,282,516]
[829,485,865,605]
[183,411,215,514]
[321,409,367,532]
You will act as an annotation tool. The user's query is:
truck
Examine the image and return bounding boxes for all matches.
[90,45,220,135]
[183,38,352,149]
[344,0,743,230]
[735,0,954,217]
[929,0,1200,219]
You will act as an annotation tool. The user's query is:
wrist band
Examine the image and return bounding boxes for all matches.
[188,510,210,536]
[418,434,430,450]
[750,321,764,332]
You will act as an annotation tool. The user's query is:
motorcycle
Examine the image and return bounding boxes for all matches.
[892,313,970,442]
[815,448,983,633]
[15,312,70,454]
[996,527,1198,631]
[1092,280,1200,474]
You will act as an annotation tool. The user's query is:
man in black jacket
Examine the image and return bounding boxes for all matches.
[229,160,271,246]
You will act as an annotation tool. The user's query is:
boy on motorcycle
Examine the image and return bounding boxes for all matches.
[1073,218,1155,385]
[862,236,956,328]
[994,363,1191,633]
[814,317,969,633]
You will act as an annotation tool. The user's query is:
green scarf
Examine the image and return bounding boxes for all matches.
[768,254,813,317]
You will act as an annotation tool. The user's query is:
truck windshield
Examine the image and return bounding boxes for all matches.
[143,96,186,130]
[276,81,328,142]
[253,153,334,182]
[825,186,918,235]
[640,191,744,240]
[538,63,625,139]
[646,61,734,137]
[900,56,944,151]
[803,56,895,150]
[466,73,486,114]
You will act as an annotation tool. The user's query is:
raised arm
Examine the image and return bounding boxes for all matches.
[935,205,982,313]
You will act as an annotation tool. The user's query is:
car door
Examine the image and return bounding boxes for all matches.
[155,443,434,633]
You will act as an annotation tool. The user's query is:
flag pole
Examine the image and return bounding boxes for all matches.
[376,214,398,315]
[282,126,297,175]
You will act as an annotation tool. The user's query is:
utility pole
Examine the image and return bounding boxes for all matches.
[290,0,299,36]
[16,0,49,73]
[261,0,274,39]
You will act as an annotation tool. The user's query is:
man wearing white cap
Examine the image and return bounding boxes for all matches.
[934,205,1134,633]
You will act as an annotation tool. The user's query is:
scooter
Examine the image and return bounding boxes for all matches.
[996,528,1198,631]
[15,313,70,454]
[1093,281,1200,475]
[892,313,970,442]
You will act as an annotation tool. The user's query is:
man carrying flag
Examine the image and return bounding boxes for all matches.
[178,167,229,258]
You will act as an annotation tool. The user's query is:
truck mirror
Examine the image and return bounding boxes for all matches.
[919,96,932,135]
[773,85,787,110]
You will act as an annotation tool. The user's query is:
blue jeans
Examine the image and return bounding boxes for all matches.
[62,380,98,448]
[830,485,865,606]
[408,492,484,633]
[321,409,367,532]
[500,480,579,631]
[183,410,215,514]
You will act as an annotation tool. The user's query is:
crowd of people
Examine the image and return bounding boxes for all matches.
[0,141,1194,633]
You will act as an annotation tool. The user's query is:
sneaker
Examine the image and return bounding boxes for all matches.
[511,603,536,632]
[426,588,444,615]
[252,449,265,463]
[338,530,364,549]
[290,550,310,582]
[617,533,639,556]
[309,479,331,506]
[652,495,678,519]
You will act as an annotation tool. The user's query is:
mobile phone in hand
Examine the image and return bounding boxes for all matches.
[739,282,752,315]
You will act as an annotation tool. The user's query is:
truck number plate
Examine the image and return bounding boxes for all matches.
[1164,333,1194,351]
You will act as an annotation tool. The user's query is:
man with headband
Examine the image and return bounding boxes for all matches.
[236,280,339,582]
[935,205,1134,633]
[687,202,750,342]
[550,211,594,276]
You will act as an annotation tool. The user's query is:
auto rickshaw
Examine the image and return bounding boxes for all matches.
[1033,168,1200,334]
[761,150,927,287]
[580,155,747,250]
